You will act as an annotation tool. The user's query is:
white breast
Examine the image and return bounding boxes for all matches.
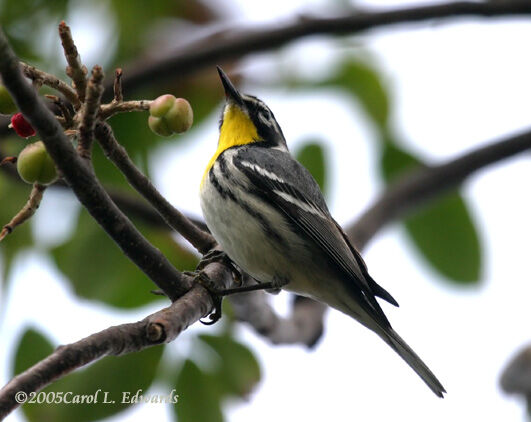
[200,150,297,284]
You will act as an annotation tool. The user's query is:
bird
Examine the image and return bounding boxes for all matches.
[199,66,446,397]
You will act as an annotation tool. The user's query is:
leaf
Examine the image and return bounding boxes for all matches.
[13,327,164,422]
[295,141,328,196]
[13,327,54,375]
[198,334,261,397]
[380,143,481,284]
[405,192,481,283]
[51,209,198,308]
[174,360,224,422]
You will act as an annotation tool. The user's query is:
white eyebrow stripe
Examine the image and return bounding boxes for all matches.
[239,161,285,183]
[273,190,324,216]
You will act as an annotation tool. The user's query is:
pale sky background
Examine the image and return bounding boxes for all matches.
[2,0,531,421]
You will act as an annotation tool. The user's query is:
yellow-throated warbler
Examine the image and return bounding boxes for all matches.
[199,67,445,397]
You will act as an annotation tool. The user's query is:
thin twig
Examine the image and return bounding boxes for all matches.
[44,94,73,128]
[58,21,87,105]
[77,66,104,159]
[20,62,80,108]
[113,68,123,102]
[99,99,152,120]
[346,128,531,249]
[115,1,531,94]
[0,183,46,242]
[0,28,190,300]
[94,122,216,254]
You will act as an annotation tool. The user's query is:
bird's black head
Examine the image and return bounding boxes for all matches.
[217,66,287,151]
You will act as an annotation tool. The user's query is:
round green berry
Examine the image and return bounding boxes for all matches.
[149,94,177,118]
[148,115,173,137]
[165,98,193,134]
[17,141,58,185]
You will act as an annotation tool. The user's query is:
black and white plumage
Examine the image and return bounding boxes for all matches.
[200,67,446,397]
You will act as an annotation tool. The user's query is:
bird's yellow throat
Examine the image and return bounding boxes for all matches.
[201,104,258,186]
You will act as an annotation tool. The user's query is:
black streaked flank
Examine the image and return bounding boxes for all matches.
[209,156,284,245]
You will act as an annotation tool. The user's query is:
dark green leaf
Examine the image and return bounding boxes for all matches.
[13,327,54,375]
[295,141,328,195]
[51,209,198,308]
[14,327,164,422]
[198,334,261,397]
[174,360,224,422]
[380,143,481,284]
[405,193,481,283]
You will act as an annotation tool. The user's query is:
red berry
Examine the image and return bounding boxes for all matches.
[10,113,35,138]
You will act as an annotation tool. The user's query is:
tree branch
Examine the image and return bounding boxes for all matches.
[0,260,234,419]
[116,1,531,94]
[229,290,327,348]
[94,122,216,254]
[347,128,531,249]
[0,28,189,300]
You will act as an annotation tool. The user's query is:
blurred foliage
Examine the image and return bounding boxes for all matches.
[295,140,328,196]
[301,57,482,284]
[175,334,261,422]
[51,209,198,308]
[0,173,34,284]
[381,142,481,283]
[14,327,164,421]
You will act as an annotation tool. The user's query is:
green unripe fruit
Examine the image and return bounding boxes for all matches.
[0,85,17,114]
[148,95,193,136]
[148,115,173,137]
[149,94,176,118]
[165,98,193,134]
[17,141,58,185]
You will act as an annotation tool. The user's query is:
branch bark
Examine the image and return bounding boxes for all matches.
[347,128,531,249]
[94,122,216,254]
[116,1,531,94]
[0,260,233,419]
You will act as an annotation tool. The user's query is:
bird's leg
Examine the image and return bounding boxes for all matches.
[195,270,289,325]
[197,247,242,285]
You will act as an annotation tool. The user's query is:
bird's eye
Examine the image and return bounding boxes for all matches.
[259,109,271,121]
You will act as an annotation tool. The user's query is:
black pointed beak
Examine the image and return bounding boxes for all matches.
[217,66,243,105]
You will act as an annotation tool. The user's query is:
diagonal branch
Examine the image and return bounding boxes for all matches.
[94,122,216,254]
[0,28,189,300]
[0,260,233,419]
[117,1,531,94]
[346,128,531,249]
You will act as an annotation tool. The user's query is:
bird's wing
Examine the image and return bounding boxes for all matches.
[233,147,395,327]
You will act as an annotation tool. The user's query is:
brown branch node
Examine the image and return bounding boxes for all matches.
[113,68,123,102]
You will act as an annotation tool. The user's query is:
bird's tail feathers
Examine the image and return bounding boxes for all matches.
[381,327,446,398]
